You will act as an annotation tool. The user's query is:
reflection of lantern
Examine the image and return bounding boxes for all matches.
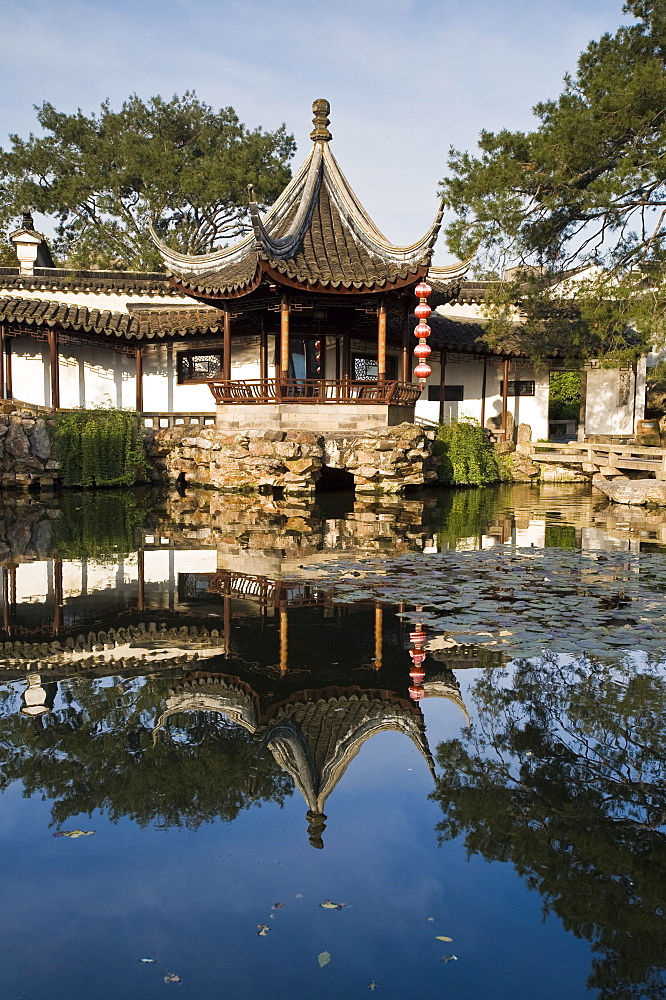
[413,282,433,388]
[21,673,56,717]
[408,618,428,701]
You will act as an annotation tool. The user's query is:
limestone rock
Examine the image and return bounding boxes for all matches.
[5,421,30,458]
[593,474,666,505]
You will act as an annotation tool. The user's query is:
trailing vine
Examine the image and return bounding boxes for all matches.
[434,420,500,486]
[54,408,146,488]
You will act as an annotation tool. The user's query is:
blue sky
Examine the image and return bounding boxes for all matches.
[1,0,630,262]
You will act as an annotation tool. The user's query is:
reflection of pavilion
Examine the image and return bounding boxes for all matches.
[153,668,469,848]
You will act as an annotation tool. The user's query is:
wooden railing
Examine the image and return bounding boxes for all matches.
[530,441,666,475]
[208,378,422,406]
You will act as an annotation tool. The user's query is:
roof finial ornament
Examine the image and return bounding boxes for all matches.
[310,99,332,142]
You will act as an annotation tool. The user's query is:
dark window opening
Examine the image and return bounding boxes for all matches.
[177,351,223,383]
[499,379,535,397]
[353,355,398,381]
[428,385,464,402]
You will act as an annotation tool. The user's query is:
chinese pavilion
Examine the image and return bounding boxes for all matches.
[151,98,470,430]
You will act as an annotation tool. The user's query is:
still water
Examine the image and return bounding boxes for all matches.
[0,484,664,1000]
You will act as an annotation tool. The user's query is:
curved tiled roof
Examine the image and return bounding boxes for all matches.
[152,101,470,298]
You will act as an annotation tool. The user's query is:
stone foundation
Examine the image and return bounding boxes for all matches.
[0,406,59,491]
[146,422,438,494]
[214,402,416,433]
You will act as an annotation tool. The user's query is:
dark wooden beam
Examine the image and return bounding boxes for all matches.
[438,351,447,425]
[135,346,143,413]
[377,299,387,384]
[48,328,59,409]
[502,358,510,441]
[3,337,10,400]
[480,358,487,428]
[223,306,232,381]
[280,295,290,377]
[401,307,410,382]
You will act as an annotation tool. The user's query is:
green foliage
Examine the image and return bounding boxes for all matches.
[54,409,145,487]
[0,92,295,269]
[432,656,666,999]
[441,2,666,362]
[53,490,151,559]
[434,421,500,486]
[549,370,581,420]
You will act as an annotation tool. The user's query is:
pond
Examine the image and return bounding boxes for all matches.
[0,483,664,1000]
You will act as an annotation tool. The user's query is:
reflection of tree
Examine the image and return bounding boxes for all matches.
[435,487,500,548]
[0,676,292,829]
[432,657,666,1000]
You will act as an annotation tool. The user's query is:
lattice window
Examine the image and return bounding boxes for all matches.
[499,379,535,397]
[428,385,464,402]
[177,351,223,383]
[353,355,398,381]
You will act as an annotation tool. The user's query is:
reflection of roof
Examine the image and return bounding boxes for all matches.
[152,675,436,849]
[152,100,469,298]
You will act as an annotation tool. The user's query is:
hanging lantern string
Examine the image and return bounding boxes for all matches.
[413,281,432,389]
[408,611,427,701]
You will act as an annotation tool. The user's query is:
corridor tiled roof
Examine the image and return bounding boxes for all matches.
[0,295,225,341]
[0,266,176,296]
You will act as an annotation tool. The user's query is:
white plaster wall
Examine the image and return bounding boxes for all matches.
[173,550,217,573]
[15,562,49,602]
[0,285,193,312]
[585,363,645,435]
[415,358,550,440]
[11,337,50,406]
[58,343,135,409]
[142,345,215,413]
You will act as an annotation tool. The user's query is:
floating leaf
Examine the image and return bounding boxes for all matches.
[320,900,347,909]
[164,972,182,984]
[271,902,285,910]
[318,951,331,968]
[53,829,94,838]
[257,924,270,936]
[139,958,157,963]
[441,955,458,963]
[436,936,453,942]
[369,982,378,990]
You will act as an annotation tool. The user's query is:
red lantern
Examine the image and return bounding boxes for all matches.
[415,281,432,299]
[414,303,431,321]
[414,362,432,380]
[409,684,425,701]
[414,342,431,360]
[414,322,431,339]
[314,340,321,349]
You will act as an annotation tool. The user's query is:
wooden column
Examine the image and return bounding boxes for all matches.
[135,346,143,413]
[4,337,12,399]
[438,351,447,425]
[401,307,410,382]
[335,336,342,381]
[0,324,5,400]
[48,328,60,409]
[2,566,9,632]
[501,358,510,441]
[279,603,288,674]
[223,307,232,381]
[259,321,268,381]
[280,295,290,377]
[377,299,387,383]
[480,358,488,428]
[374,604,383,670]
[52,557,63,634]
[224,576,232,658]
[137,548,145,612]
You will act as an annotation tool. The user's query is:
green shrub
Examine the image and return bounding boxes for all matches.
[434,421,500,486]
[54,408,145,487]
